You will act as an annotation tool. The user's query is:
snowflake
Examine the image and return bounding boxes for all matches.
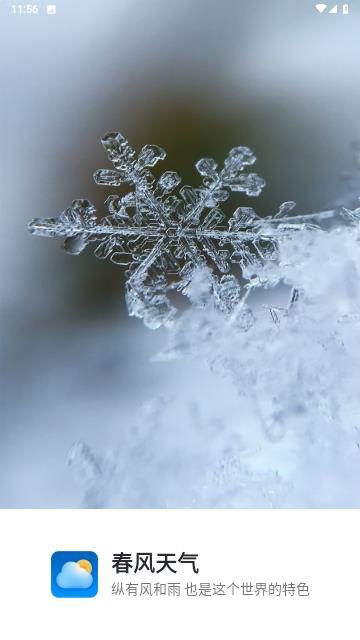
[28,132,334,328]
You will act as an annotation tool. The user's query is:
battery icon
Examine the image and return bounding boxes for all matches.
[47,4,57,14]
[343,3,349,12]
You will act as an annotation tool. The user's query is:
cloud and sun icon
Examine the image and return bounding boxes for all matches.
[51,551,98,597]
[56,558,94,589]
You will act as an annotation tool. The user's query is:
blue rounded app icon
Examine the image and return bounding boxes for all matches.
[51,551,98,598]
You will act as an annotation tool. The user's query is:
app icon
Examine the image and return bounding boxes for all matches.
[51,551,98,598]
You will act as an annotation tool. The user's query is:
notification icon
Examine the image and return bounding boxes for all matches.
[47,5,57,14]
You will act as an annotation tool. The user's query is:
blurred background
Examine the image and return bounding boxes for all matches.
[1,0,360,506]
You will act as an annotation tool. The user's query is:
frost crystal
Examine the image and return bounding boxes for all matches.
[28,132,333,328]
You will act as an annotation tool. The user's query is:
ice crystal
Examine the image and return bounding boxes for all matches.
[28,132,333,328]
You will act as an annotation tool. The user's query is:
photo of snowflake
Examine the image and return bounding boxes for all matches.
[2,0,360,509]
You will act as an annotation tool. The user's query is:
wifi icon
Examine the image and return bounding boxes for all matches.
[315,3,327,11]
